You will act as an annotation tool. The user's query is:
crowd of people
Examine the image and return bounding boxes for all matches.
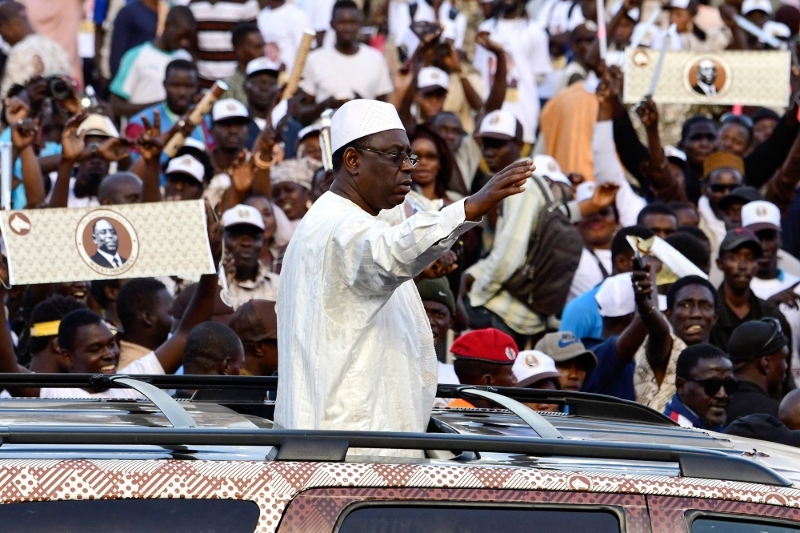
[0,0,799,443]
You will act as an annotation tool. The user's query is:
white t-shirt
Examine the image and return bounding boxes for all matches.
[257,3,312,74]
[473,18,552,144]
[535,0,585,35]
[568,247,612,302]
[39,352,165,399]
[300,44,394,102]
[110,43,190,104]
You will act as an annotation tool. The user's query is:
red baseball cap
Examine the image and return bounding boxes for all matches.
[450,328,518,364]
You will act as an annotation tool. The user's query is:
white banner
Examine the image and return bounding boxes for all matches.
[623,48,791,107]
[0,200,216,285]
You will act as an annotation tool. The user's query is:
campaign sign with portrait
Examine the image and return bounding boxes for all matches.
[623,49,790,107]
[0,201,216,285]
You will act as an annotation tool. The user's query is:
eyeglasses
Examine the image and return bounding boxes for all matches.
[710,183,737,194]
[721,112,754,130]
[355,146,419,168]
[686,377,740,396]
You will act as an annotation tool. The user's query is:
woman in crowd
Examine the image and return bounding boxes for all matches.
[407,124,462,212]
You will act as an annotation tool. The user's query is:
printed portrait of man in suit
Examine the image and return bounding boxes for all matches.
[90,219,127,268]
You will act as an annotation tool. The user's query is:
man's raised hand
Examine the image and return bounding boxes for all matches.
[464,159,533,221]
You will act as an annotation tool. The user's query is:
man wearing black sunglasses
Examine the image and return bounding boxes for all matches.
[727,318,790,423]
[665,343,736,431]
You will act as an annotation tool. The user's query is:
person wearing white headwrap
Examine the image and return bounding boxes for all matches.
[270,156,321,237]
[275,100,533,447]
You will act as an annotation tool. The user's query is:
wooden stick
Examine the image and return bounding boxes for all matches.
[281,30,316,101]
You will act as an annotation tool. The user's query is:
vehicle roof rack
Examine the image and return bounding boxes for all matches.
[0,426,788,487]
[458,387,563,439]
[0,375,675,427]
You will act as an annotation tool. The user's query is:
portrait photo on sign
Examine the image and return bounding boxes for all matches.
[78,215,137,274]
[685,56,730,98]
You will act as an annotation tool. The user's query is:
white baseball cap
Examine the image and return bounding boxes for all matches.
[742,0,772,15]
[212,98,250,123]
[611,1,640,20]
[576,181,596,203]
[595,273,635,318]
[669,0,691,8]
[77,114,119,138]
[762,20,791,42]
[742,200,781,232]
[418,66,450,94]
[246,57,281,76]
[513,350,562,388]
[477,110,520,141]
[165,155,204,184]
[182,137,206,151]
[533,155,570,186]
[221,204,265,231]
[330,99,405,153]
[664,145,687,163]
[298,121,323,143]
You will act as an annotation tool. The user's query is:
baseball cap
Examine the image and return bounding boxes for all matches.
[297,121,322,143]
[246,57,281,77]
[664,145,687,164]
[221,204,266,231]
[513,350,562,388]
[718,228,763,257]
[729,318,788,364]
[669,0,691,8]
[415,277,456,315]
[717,185,764,211]
[610,1,640,20]
[182,137,207,151]
[742,0,772,15]
[212,98,250,123]
[534,332,598,371]
[476,110,520,141]
[762,21,791,41]
[725,414,800,447]
[595,273,635,318]
[742,200,781,233]
[703,151,745,178]
[450,328,518,364]
[575,181,595,203]
[417,66,450,94]
[228,299,277,343]
[533,155,570,186]
[77,114,119,138]
[165,155,204,184]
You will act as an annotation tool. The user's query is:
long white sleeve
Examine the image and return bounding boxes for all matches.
[592,120,647,227]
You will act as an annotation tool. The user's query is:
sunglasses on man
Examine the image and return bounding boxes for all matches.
[685,377,740,396]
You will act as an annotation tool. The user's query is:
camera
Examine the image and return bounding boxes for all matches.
[46,75,74,101]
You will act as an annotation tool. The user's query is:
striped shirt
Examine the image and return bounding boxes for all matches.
[466,174,548,335]
[189,0,259,86]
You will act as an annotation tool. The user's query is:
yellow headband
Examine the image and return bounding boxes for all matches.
[30,320,60,338]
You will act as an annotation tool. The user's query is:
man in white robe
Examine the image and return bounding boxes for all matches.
[275,100,533,440]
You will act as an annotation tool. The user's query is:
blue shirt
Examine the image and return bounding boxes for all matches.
[560,285,603,339]
[581,336,635,401]
[0,128,62,210]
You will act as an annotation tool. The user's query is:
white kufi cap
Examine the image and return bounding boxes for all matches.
[331,100,406,154]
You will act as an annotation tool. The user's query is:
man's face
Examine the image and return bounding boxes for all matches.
[570,27,595,62]
[164,21,195,52]
[721,200,745,231]
[76,135,111,190]
[165,174,204,201]
[423,300,453,346]
[767,347,790,395]
[244,72,279,111]
[417,89,448,121]
[642,213,677,239]
[555,359,587,391]
[677,356,734,428]
[224,346,245,375]
[331,7,361,45]
[682,122,717,167]
[153,289,175,345]
[666,285,718,345]
[238,31,266,63]
[746,9,770,28]
[224,225,265,272]
[348,129,416,214]
[754,118,778,145]
[697,62,717,85]
[578,0,597,20]
[433,114,465,154]
[674,205,700,227]
[93,220,119,254]
[103,174,143,205]
[613,16,635,45]
[64,322,120,374]
[298,135,322,162]
[212,119,249,151]
[577,206,618,248]
[718,123,750,157]
[492,364,518,387]
[164,69,198,115]
[480,137,519,173]
[717,247,758,292]
[705,169,743,211]
[756,229,781,277]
